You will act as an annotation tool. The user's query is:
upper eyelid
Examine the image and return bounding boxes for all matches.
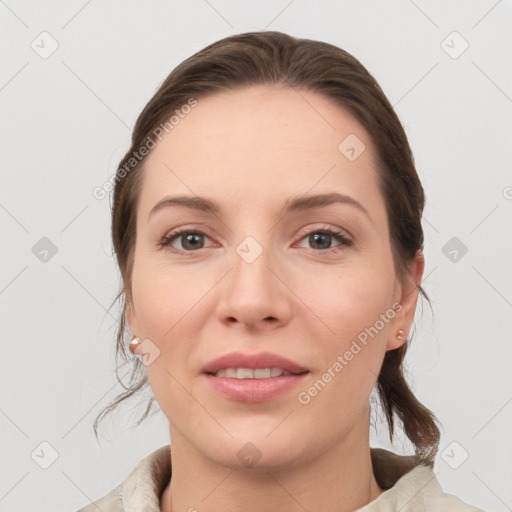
[296,224,352,240]
[162,224,350,239]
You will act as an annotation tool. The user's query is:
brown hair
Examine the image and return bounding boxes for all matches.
[94,30,440,463]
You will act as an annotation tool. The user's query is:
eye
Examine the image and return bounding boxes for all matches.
[159,226,353,254]
[159,229,213,251]
[296,227,353,254]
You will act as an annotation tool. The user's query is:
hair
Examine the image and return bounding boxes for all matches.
[94,30,440,463]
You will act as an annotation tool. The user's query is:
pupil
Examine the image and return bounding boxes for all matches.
[184,234,203,250]
[312,233,330,249]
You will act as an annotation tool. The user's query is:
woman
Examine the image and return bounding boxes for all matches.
[78,31,484,511]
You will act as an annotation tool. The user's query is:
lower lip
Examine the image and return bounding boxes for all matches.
[203,373,309,402]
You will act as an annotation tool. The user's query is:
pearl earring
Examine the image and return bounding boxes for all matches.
[129,336,142,354]
[397,329,404,340]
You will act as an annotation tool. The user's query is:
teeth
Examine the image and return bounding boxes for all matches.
[237,368,254,379]
[254,368,271,378]
[213,367,294,379]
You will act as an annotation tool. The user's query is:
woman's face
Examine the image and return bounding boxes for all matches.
[127,85,423,469]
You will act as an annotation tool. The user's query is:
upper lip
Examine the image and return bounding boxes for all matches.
[202,351,309,374]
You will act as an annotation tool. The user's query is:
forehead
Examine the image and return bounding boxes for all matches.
[138,85,383,219]
[152,84,374,158]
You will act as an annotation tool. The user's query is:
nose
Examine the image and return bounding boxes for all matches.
[216,239,293,331]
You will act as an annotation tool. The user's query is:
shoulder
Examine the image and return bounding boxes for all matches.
[363,448,485,512]
[75,485,122,512]
[392,464,485,511]
[74,445,171,512]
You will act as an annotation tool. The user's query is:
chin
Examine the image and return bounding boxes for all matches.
[199,428,309,471]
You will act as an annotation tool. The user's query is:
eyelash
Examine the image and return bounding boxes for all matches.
[158,226,353,255]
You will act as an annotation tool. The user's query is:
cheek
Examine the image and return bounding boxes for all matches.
[131,257,201,339]
[301,259,396,340]
[130,260,206,418]
[298,264,394,391]
[129,256,218,392]
[295,303,389,431]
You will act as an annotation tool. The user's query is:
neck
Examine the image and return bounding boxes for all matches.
[160,419,383,512]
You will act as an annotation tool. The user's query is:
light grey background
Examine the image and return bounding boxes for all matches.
[1,1,511,511]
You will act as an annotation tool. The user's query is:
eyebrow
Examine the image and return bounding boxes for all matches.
[148,192,370,221]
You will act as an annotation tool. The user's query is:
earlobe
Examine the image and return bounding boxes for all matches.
[386,327,407,351]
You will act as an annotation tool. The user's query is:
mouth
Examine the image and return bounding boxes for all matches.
[201,351,308,375]
[206,367,307,379]
[201,352,310,402]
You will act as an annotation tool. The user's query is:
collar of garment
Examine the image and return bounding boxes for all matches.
[86,444,482,512]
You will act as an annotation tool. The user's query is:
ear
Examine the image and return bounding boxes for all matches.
[386,250,425,351]
[125,291,139,337]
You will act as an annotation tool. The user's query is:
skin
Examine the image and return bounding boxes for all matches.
[126,84,424,512]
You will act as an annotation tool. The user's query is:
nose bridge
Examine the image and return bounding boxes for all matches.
[217,229,291,327]
[231,233,276,303]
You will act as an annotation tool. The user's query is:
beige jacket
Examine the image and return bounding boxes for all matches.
[76,445,485,511]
